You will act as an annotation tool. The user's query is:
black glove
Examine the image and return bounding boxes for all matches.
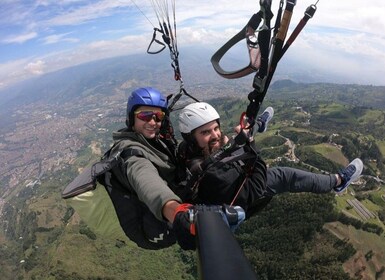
[172,203,196,250]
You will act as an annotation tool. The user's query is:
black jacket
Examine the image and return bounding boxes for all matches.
[179,140,269,218]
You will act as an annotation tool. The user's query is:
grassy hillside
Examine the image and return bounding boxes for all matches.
[325,222,385,279]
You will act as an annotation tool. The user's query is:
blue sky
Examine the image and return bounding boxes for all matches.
[1,0,384,88]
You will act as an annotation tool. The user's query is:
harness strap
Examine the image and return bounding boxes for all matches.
[268,0,296,80]
[189,148,258,200]
[120,148,144,160]
[187,132,259,195]
[168,88,200,112]
[253,0,274,82]
[210,12,266,79]
[281,3,317,58]
[211,26,255,79]
[243,0,297,130]
[147,28,167,54]
[149,24,199,113]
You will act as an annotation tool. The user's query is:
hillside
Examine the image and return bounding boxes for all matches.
[0,73,385,279]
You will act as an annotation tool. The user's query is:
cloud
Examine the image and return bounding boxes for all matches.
[3,32,38,44]
[42,33,79,44]
[24,60,45,75]
[43,1,135,26]
[0,58,41,88]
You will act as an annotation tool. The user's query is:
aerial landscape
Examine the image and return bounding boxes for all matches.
[1,0,385,279]
[0,54,385,279]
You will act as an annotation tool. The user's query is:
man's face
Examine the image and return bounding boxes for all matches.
[132,105,163,139]
[193,120,222,154]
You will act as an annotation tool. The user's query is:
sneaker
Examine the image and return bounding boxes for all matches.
[334,158,363,193]
[257,107,274,133]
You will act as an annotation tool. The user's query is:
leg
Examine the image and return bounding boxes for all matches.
[266,167,337,195]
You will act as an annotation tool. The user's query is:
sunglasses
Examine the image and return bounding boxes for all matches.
[134,110,165,122]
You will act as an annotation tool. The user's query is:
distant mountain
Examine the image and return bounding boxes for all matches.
[0,45,378,112]
[269,80,385,109]
[1,46,384,139]
[0,55,167,107]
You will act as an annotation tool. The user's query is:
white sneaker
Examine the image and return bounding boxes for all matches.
[257,107,274,133]
[334,158,363,193]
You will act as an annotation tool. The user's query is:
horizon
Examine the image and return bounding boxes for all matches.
[0,51,378,100]
[0,50,384,110]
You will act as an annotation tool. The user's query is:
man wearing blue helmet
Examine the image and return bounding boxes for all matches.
[105,87,185,249]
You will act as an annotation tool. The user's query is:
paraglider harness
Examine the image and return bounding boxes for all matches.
[62,143,177,250]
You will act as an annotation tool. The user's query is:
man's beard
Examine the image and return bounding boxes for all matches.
[202,134,227,158]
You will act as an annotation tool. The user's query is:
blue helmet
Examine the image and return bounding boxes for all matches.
[126,87,168,128]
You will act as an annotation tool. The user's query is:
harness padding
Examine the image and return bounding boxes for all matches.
[67,182,128,241]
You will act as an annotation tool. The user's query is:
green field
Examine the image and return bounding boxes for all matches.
[325,222,385,280]
[310,143,348,166]
[378,140,385,157]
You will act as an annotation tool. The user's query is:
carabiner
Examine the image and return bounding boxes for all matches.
[240,112,251,130]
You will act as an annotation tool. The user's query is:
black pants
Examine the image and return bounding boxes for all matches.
[266,167,337,195]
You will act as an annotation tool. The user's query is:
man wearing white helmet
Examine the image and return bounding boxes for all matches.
[177,102,364,218]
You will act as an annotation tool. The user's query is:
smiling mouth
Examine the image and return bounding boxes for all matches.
[209,140,219,147]
[144,125,158,131]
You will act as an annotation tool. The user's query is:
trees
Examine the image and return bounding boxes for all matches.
[235,193,353,279]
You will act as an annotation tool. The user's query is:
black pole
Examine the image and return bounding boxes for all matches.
[195,211,258,280]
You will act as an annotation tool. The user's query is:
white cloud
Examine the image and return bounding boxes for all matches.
[24,60,45,75]
[43,0,134,26]
[42,33,79,44]
[3,32,38,44]
[0,58,40,87]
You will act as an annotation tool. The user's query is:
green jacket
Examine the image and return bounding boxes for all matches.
[110,128,182,221]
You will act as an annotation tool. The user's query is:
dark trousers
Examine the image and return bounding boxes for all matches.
[266,167,337,195]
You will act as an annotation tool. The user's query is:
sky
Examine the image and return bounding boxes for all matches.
[0,0,385,89]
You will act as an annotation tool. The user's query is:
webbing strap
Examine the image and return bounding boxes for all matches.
[210,12,265,79]
[120,148,144,160]
[211,26,256,79]
[245,0,297,124]
[168,88,199,112]
[188,146,258,198]
[281,3,317,57]
[147,28,166,54]
[268,0,296,76]
[190,131,258,182]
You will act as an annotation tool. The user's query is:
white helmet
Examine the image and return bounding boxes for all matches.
[178,102,220,134]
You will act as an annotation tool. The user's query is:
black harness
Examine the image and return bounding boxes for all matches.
[62,144,177,250]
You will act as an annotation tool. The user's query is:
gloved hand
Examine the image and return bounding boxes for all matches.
[172,203,196,250]
[172,204,246,250]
